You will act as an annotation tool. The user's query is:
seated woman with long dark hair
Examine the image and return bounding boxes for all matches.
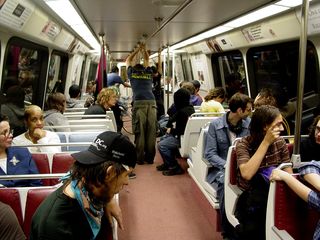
[235,105,293,239]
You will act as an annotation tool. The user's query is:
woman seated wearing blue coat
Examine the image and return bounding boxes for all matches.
[0,115,42,187]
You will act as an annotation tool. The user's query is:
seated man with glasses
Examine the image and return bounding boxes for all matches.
[0,115,42,187]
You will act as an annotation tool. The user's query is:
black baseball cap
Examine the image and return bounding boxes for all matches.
[71,131,136,170]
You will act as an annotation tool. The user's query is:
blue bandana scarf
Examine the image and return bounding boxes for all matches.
[71,180,104,239]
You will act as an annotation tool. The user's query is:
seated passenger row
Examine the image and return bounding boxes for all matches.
[188,100,320,239]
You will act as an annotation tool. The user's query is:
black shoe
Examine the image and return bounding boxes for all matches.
[144,160,154,164]
[129,172,136,179]
[162,167,184,176]
[156,164,169,171]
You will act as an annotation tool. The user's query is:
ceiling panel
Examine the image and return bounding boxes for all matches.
[73,0,276,60]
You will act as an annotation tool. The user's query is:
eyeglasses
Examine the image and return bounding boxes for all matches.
[0,129,14,138]
[315,126,320,134]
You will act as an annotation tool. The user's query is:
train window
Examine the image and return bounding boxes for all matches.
[1,37,48,107]
[45,51,68,99]
[85,61,98,95]
[211,51,247,99]
[247,41,319,104]
[78,56,87,96]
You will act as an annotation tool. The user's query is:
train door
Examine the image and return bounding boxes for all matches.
[1,37,48,107]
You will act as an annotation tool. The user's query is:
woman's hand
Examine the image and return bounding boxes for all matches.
[33,128,46,140]
[270,168,289,182]
[264,122,281,145]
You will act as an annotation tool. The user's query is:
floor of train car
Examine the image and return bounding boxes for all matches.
[118,113,222,240]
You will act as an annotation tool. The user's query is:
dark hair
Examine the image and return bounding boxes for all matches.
[111,66,119,73]
[0,115,9,122]
[204,87,226,102]
[68,160,125,202]
[174,88,191,110]
[254,88,277,108]
[309,115,320,140]
[6,85,25,108]
[69,84,81,98]
[248,105,281,149]
[46,92,66,113]
[228,93,252,113]
[181,82,195,95]
[70,160,124,185]
[2,76,19,94]
[191,80,201,90]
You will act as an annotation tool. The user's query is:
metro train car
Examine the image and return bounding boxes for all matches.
[0,0,320,239]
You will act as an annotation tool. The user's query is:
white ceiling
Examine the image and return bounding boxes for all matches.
[39,0,278,60]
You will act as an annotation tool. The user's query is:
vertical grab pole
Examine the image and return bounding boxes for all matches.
[166,46,171,110]
[292,0,309,167]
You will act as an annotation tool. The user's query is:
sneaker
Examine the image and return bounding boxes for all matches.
[162,167,184,176]
[156,164,169,171]
[129,172,136,179]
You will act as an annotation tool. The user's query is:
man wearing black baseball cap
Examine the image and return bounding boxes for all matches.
[30,131,136,240]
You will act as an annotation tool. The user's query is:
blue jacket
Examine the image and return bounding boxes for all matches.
[0,147,42,187]
[204,113,250,184]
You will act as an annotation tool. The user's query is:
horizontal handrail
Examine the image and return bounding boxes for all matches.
[0,173,66,180]
[191,112,224,117]
[13,142,91,147]
[65,114,107,118]
[282,135,308,139]
[44,125,108,129]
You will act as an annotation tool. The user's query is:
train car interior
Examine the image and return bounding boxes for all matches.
[0,0,320,239]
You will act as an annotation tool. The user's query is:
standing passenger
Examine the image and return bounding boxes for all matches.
[235,105,293,239]
[107,66,131,88]
[204,92,252,239]
[13,105,61,153]
[126,44,157,165]
[30,131,136,239]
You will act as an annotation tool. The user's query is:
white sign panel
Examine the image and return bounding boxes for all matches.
[0,0,34,31]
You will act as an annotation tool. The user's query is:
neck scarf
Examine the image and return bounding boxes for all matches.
[71,180,104,239]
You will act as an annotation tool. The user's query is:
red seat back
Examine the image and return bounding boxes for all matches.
[0,188,23,226]
[23,187,56,239]
[32,153,51,186]
[287,143,293,157]
[230,148,238,185]
[51,153,75,185]
[274,180,320,240]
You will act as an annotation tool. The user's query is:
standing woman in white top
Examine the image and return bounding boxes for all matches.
[12,105,61,153]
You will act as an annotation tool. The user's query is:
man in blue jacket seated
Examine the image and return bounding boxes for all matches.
[0,115,42,187]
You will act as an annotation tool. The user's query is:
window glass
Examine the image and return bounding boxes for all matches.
[2,38,48,106]
[3,46,40,104]
[85,61,98,95]
[212,51,246,100]
[247,41,319,101]
[45,51,68,99]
